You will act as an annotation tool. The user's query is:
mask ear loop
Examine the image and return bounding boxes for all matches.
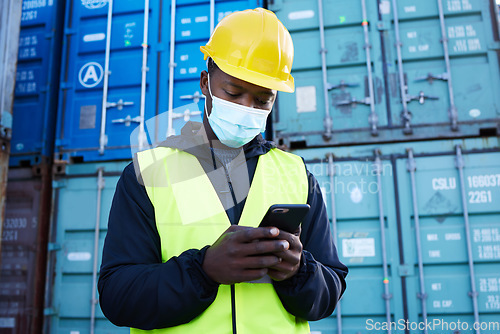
[204,73,213,119]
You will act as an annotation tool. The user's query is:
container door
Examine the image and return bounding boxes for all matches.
[271,0,388,147]
[0,168,47,334]
[306,154,404,334]
[55,1,161,162]
[46,162,130,334]
[397,149,500,332]
[386,0,500,133]
[11,1,64,166]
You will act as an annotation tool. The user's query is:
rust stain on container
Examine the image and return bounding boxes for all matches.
[0,165,52,334]
[0,141,11,255]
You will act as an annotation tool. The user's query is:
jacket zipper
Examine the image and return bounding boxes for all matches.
[210,148,239,334]
[224,168,238,334]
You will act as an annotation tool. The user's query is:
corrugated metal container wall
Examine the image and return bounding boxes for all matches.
[0,166,52,334]
[54,0,263,163]
[9,0,65,167]
[270,0,500,149]
[398,148,500,332]
[0,0,23,269]
[291,137,500,334]
[44,161,130,334]
[306,154,405,333]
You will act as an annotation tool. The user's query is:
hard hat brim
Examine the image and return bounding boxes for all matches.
[201,46,295,93]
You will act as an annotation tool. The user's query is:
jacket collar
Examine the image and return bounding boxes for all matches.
[157,121,276,163]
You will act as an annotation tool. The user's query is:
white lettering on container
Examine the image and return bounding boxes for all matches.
[407,31,417,39]
[429,250,441,258]
[23,0,46,10]
[379,1,391,15]
[427,234,439,241]
[486,295,500,310]
[468,175,500,188]
[404,6,416,13]
[81,0,108,10]
[427,233,439,241]
[195,16,208,23]
[442,300,453,308]
[445,233,461,241]
[468,190,492,204]
[432,177,457,190]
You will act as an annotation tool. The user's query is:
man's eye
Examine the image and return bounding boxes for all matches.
[224,91,240,97]
[258,99,271,105]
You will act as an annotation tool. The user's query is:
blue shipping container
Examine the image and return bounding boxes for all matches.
[293,137,500,334]
[9,0,65,166]
[270,0,500,149]
[55,0,262,163]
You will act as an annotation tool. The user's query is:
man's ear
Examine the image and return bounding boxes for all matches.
[200,70,209,97]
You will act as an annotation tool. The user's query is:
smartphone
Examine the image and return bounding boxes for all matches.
[259,204,310,233]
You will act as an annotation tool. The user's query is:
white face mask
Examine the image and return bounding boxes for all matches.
[205,74,272,148]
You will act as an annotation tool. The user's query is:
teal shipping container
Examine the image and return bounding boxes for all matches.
[44,161,130,334]
[293,137,500,334]
[270,0,500,149]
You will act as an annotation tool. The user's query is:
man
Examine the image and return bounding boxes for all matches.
[98,8,347,333]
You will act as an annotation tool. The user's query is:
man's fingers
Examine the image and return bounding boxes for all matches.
[242,255,282,269]
[233,227,280,243]
[267,268,289,281]
[237,268,269,282]
[241,239,289,256]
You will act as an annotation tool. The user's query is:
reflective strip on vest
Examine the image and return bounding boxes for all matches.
[133,147,310,334]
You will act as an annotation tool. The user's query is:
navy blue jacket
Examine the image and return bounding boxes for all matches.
[98,122,348,330]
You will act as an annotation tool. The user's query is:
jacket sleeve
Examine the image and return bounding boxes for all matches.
[98,163,220,330]
[272,169,348,321]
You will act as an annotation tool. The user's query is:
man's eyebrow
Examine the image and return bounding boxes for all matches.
[223,81,274,96]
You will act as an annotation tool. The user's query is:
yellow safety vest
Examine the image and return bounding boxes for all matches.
[133,147,310,334]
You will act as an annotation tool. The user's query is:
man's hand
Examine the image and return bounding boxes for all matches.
[202,225,290,284]
[267,227,303,281]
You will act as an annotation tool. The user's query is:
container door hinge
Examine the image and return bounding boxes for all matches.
[398,264,414,277]
[47,243,62,251]
[44,307,58,316]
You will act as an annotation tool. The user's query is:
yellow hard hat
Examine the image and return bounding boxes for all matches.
[200,8,295,93]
